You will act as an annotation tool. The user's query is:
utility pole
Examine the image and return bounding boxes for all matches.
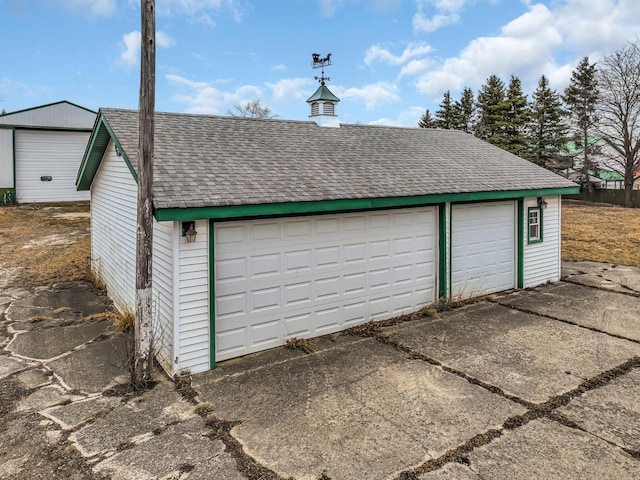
[135,0,155,385]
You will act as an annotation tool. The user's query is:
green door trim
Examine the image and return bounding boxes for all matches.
[438,204,447,299]
[209,219,216,370]
[517,199,524,288]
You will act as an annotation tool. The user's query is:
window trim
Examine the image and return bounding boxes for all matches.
[527,206,543,244]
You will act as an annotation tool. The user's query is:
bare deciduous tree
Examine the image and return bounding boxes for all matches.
[228,99,274,119]
[597,40,640,207]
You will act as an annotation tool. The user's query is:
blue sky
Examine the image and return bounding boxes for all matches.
[2,0,640,126]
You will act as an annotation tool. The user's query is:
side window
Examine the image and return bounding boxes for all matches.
[528,207,543,243]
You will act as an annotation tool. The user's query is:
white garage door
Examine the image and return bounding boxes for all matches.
[15,129,91,203]
[451,201,516,298]
[214,207,437,361]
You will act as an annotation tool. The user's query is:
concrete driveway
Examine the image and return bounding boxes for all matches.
[1,261,640,479]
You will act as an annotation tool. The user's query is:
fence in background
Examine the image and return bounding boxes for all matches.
[565,189,640,208]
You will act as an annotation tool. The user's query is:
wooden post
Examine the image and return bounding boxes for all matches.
[135,0,155,384]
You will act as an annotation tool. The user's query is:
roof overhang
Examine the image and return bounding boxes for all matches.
[76,113,137,191]
[154,186,580,222]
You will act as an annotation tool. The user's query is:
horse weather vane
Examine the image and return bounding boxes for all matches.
[311,53,332,85]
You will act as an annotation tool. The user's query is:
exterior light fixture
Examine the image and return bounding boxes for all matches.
[182,222,198,243]
[115,145,123,156]
[537,196,548,209]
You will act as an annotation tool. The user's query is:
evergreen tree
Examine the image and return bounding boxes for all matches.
[417,108,436,128]
[526,75,568,168]
[563,57,599,189]
[503,75,529,156]
[453,87,475,132]
[475,74,509,149]
[434,91,456,129]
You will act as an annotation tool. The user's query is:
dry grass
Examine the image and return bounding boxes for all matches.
[0,203,90,287]
[285,337,317,354]
[562,201,640,267]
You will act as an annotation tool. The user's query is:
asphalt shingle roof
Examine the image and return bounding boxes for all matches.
[100,108,577,210]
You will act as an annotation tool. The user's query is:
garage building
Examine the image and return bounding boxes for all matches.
[0,101,96,204]
[76,108,578,375]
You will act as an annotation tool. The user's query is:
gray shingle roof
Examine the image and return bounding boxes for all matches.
[99,108,577,210]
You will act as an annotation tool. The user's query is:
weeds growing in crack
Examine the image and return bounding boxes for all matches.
[174,371,198,403]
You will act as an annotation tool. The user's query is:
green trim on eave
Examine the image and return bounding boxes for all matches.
[438,204,447,299]
[155,187,579,222]
[517,200,524,289]
[209,219,216,370]
[76,115,137,190]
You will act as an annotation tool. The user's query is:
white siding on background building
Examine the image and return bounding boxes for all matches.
[0,129,12,189]
[15,129,91,202]
[523,195,561,288]
[178,220,210,373]
[90,141,137,313]
[153,219,175,374]
[0,102,96,129]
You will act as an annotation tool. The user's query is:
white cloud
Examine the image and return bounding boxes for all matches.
[166,74,263,114]
[364,43,433,67]
[412,0,640,101]
[120,30,175,67]
[333,82,401,110]
[399,58,433,77]
[412,0,472,33]
[267,78,315,101]
[368,106,426,127]
[414,3,564,98]
[412,13,459,32]
[271,64,288,72]
[57,0,117,16]
[318,0,341,17]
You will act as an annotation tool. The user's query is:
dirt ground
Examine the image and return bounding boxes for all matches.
[0,203,90,289]
[562,200,640,268]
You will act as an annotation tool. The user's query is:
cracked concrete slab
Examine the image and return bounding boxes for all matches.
[558,368,640,451]
[15,368,53,388]
[46,333,130,393]
[7,319,111,360]
[493,282,640,342]
[388,301,640,404]
[464,418,639,479]
[42,396,123,431]
[93,418,243,480]
[563,261,640,294]
[70,383,196,457]
[5,282,110,328]
[418,462,479,479]
[197,338,524,480]
[16,385,84,413]
[0,355,29,380]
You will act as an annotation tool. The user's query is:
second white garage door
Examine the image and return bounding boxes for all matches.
[214,207,437,361]
[451,201,516,298]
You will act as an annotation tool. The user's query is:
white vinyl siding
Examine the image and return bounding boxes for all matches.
[523,195,561,288]
[178,220,210,373]
[451,201,516,298]
[214,208,437,362]
[0,129,12,189]
[152,219,175,374]
[15,129,91,203]
[90,141,137,314]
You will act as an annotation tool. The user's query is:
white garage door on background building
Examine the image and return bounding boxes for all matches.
[15,129,91,203]
[214,207,437,361]
[451,201,516,299]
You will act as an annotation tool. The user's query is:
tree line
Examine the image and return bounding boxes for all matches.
[418,40,640,207]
